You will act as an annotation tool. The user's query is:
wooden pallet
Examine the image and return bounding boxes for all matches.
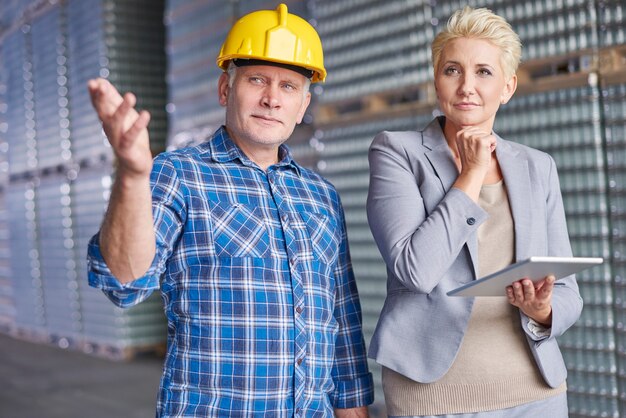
[314,44,626,126]
[516,45,626,93]
[315,81,437,126]
[598,45,626,85]
[516,48,598,94]
[79,339,167,361]
[3,327,166,361]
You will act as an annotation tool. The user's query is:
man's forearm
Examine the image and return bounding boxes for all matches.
[100,172,155,283]
[334,406,369,418]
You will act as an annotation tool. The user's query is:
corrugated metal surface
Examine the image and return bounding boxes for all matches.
[604,80,626,417]
[311,1,626,416]
[0,2,624,416]
[495,84,619,417]
[0,0,168,358]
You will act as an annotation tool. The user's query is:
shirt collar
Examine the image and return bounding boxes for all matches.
[209,126,302,176]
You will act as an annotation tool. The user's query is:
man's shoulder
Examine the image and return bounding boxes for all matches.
[156,127,226,161]
[153,141,214,165]
[290,164,343,209]
[297,165,338,191]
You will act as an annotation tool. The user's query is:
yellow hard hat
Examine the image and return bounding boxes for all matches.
[216,3,326,83]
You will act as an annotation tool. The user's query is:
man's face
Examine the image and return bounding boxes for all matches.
[219,64,311,160]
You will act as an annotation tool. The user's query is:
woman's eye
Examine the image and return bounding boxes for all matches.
[444,67,459,75]
[478,68,493,76]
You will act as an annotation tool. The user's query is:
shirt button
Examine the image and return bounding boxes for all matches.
[296,306,303,314]
[296,408,302,415]
[297,357,303,365]
[467,217,476,225]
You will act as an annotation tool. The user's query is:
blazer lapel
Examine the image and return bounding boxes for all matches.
[497,138,533,262]
[423,118,481,280]
[423,118,458,193]
[422,124,535,277]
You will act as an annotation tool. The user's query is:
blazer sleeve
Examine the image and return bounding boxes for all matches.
[366,131,488,294]
[521,155,583,340]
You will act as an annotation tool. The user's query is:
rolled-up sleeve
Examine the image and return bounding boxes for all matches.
[87,232,162,308]
[86,154,186,308]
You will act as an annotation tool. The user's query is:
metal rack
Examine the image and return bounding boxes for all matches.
[0,0,168,359]
[0,1,625,416]
[309,1,626,416]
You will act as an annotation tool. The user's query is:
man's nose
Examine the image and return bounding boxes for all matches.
[261,85,280,108]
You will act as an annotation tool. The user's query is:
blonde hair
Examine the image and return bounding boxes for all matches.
[431,6,522,80]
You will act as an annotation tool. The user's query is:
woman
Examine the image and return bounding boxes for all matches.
[366,7,582,418]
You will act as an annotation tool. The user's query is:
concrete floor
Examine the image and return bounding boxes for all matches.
[0,332,163,418]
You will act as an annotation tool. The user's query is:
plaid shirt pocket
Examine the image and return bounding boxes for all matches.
[299,211,341,266]
[211,202,271,258]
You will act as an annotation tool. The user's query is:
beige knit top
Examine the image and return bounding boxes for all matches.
[382,180,566,415]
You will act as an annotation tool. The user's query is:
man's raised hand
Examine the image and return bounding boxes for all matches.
[87,78,153,178]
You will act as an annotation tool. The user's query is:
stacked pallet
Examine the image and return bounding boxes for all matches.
[311,1,626,416]
[0,0,168,360]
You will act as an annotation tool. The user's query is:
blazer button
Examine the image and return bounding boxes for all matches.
[467,217,476,225]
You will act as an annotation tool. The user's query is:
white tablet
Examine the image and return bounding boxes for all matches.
[447,256,603,297]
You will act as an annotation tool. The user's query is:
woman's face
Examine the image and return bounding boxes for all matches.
[434,37,516,134]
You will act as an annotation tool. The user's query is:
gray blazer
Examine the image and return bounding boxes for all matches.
[366,117,583,387]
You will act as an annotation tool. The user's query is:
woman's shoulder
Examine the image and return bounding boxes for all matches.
[499,137,555,166]
[371,129,423,147]
[369,130,431,168]
[371,117,444,149]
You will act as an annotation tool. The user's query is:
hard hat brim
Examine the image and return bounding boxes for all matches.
[232,58,314,79]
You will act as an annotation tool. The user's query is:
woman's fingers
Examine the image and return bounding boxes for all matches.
[507,276,554,324]
[535,275,555,300]
[455,127,496,170]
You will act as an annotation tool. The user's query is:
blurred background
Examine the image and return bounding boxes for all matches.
[0,0,625,417]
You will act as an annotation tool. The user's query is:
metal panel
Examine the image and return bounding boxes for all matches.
[313,0,434,103]
[495,83,618,417]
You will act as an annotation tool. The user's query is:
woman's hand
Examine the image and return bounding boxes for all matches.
[455,126,496,175]
[451,126,497,201]
[506,275,555,326]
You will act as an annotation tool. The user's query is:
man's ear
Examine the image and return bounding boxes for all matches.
[218,72,230,107]
[296,92,312,124]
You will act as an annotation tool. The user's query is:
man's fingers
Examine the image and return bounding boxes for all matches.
[119,110,151,148]
[98,91,142,144]
[88,78,124,118]
[112,92,138,125]
[136,110,151,132]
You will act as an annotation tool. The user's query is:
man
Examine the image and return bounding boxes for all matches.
[86,3,373,417]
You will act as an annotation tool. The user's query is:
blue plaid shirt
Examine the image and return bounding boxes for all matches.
[87,127,374,417]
